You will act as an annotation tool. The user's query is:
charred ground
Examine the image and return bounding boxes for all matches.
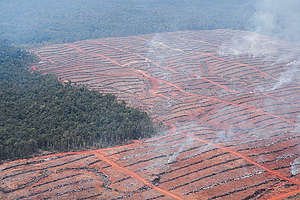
[1,30,300,199]
[0,42,156,161]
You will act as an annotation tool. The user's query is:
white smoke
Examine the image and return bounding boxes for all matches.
[291,157,300,176]
[272,64,300,90]
[167,136,193,164]
[218,32,279,57]
[218,0,300,93]
[253,0,300,42]
[218,0,300,57]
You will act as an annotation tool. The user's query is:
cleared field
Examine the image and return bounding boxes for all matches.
[1,29,300,199]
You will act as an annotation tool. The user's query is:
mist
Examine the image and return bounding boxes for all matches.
[217,0,300,177]
[254,0,300,90]
[218,0,300,58]
[253,0,300,42]
[0,0,253,46]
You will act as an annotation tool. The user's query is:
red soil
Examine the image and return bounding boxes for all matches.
[2,30,300,199]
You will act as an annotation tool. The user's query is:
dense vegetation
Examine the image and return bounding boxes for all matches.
[0,42,156,161]
[0,0,255,45]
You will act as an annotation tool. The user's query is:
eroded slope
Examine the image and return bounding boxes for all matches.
[1,30,300,199]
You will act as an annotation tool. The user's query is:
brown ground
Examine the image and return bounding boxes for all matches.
[1,29,300,199]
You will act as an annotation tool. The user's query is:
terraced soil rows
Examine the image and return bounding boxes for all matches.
[1,29,300,199]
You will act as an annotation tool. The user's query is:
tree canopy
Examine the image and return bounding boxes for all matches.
[0,0,254,45]
[0,42,156,161]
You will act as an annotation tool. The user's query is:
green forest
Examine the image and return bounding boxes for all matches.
[0,42,157,161]
[0,0,254,46]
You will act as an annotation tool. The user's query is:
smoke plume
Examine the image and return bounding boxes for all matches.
[219,0,300,57]
[253,0,300,42]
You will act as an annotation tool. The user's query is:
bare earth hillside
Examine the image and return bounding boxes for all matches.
[1,30,300,199]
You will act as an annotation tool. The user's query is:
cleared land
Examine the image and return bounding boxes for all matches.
[1,29,300,199]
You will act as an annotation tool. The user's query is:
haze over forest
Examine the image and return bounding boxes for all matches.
[1,0,255,45]
[1,0,300,158]
[1,0,300,199]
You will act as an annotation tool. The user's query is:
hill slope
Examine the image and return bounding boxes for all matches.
[1,30,300,199]
[0,43,155,161]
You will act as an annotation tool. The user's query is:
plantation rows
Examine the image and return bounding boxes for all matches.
[1,30,300,199]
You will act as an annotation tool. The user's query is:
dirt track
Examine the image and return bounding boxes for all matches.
[1,30,300,199]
